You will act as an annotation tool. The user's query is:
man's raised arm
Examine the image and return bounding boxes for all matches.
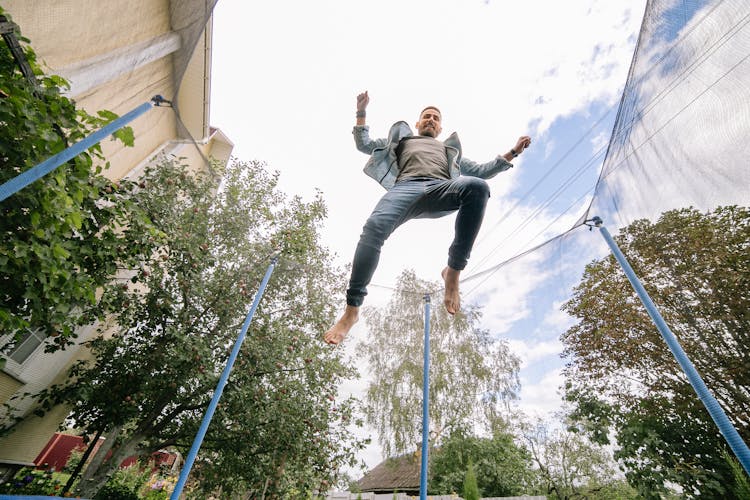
[355,90,369,126]
[353,91,387,155]
[502,135,532,162]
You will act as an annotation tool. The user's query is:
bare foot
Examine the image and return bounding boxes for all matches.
[323,305,360,345]
[441,266,461,315]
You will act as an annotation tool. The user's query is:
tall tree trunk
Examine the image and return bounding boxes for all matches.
[62,428,104,495]
[76,428,145,498]
[74,424,122,495]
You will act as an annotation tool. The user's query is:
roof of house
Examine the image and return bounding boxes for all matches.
[357,453,421,493]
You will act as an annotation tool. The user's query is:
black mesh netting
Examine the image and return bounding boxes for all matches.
[454,0,750,478]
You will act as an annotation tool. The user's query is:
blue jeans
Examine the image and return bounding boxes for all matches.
[346,176,490,306]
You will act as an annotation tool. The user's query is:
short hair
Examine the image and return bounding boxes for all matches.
[419,106,442,118]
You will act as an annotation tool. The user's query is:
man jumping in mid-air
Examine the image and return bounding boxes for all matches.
[324,91,531,345]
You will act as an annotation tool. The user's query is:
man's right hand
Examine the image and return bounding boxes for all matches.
[356,91,369,112]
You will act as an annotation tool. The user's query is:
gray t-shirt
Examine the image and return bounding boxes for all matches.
[396,136,450,181]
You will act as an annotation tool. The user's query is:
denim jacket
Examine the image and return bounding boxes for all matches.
[353,121,513,190]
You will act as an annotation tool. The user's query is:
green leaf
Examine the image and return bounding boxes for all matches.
[52,244,70,259]
[96,109,118,122]
[112,126,135,147]
[69,211,82,230]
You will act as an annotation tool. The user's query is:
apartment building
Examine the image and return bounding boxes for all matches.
[0,0,232,475]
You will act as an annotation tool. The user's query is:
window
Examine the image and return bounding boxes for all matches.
[3,328,47,365]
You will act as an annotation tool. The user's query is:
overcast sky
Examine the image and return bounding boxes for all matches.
[209,0,649,474]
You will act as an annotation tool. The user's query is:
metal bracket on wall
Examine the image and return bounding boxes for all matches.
[1,15,39,90]
[0,16,15,35]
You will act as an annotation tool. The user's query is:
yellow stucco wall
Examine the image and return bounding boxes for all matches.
[2,0,170,69]
[77,58,178,181]
[0,373,23,407]
[176,18,211,141]
[0,405,69,464]
[3,0,179,182]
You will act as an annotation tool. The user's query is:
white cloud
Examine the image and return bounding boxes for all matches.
[541,300,577,334]
[514,367,566,418]
[508,338,563,368]
[590,130,611,155]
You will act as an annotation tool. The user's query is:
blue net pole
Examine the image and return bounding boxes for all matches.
[170,255,279,499]
[592,217,750,476]
[0,96,167,203]
[419,293,431,500]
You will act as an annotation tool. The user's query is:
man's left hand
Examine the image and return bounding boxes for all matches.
[514,136,531,154]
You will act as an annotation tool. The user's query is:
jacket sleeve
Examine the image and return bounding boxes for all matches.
[458,156,513,179]
[353,125,389,154]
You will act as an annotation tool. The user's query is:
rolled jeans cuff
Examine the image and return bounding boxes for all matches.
[447,256,468,271]
[346,292,365,307]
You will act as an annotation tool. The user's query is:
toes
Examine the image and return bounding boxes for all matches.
[443,292,460,315]
[324,333,340,345]
[444,299,457,315]
[324,327,346,345]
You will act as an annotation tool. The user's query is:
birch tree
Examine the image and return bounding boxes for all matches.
[360,269,521,457]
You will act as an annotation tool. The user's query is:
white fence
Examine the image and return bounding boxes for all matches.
[326,494,458,500]
[326,493,546,500]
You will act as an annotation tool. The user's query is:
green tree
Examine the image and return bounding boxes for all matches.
[0,9,147,353]
[32,158,366,498]
[724,449,750,499]
[92,463,150,500]
[562,206,750,498]
[360,270,521,457]
[462,459,480,500]
[522,418,639,499]
[429,429,537,496]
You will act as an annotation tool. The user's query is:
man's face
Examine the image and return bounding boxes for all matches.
[416,108,442,138]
